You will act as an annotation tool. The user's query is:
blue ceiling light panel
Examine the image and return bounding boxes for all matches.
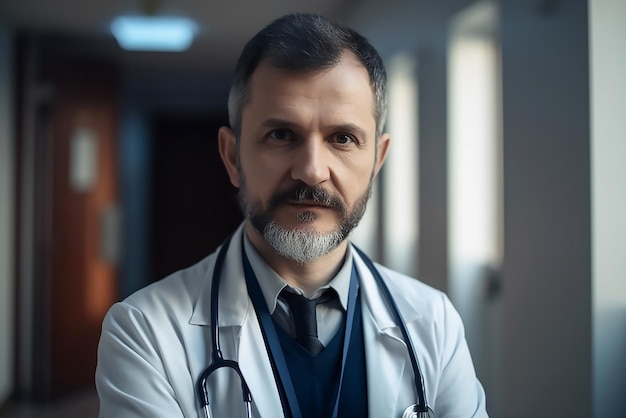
[111,16,198,52]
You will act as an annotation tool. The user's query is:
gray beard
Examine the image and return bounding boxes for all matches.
[238,182,372,264]
[261,220,345,264]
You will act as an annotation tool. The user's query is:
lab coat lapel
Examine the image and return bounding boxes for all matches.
[238,306,284,417]
[353,250,422,418]
[189,225,284,417]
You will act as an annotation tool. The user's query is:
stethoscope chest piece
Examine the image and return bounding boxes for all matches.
[402,404,437,418]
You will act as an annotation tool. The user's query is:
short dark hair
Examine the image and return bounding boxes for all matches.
[227,13,387,138]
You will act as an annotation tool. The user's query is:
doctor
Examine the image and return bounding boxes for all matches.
[96,13,487,418]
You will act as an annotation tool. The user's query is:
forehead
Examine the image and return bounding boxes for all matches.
[241,52,377,131]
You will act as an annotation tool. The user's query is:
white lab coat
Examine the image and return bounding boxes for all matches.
[96,225,487,417]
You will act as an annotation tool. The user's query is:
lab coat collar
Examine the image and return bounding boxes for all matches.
[351,245,424,332]
[189,224,250,327]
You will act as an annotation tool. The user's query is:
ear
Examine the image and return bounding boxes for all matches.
[218,126,241,188]
[372,132,391,178]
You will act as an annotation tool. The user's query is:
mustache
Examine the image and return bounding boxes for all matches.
[268,185,346,212]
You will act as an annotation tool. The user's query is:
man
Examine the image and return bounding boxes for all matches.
[96,13,487,418]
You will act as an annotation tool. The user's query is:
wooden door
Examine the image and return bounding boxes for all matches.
[43,56,119,398]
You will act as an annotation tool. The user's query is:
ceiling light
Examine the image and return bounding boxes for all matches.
[111,16,198,52]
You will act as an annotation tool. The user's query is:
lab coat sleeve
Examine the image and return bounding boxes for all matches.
[96,302,186,418]
[434,295,488,417]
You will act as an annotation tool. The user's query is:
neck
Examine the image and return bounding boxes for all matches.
[244,221,348,296]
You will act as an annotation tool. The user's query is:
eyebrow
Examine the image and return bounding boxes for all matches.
[260,118,369,139]
[260,118,298,129]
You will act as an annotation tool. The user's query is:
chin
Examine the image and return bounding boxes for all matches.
[286,217,338,234]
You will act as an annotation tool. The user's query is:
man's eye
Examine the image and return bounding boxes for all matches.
[267,129,293,141]
[332,133,356,145]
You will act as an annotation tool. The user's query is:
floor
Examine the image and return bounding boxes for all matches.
[0,389,99,418]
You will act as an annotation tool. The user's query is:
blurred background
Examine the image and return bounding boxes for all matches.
[0,0,624,417]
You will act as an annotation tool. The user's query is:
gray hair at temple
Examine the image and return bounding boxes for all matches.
[227,13,388,139]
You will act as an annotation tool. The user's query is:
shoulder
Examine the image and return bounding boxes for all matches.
[129,253,215,311]
[369,262,453,319]
[96,253,221,417]
[374,264,444,299]
[104,251,217,329]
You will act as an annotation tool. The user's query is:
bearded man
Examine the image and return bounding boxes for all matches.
[96,13,488,418]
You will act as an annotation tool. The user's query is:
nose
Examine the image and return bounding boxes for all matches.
[290,138,330,186]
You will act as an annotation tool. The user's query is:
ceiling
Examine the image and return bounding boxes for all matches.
[0,0,355,74]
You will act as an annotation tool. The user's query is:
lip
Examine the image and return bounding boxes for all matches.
[287,201,329,209]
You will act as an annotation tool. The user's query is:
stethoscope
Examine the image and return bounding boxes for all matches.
[196,233,436,418]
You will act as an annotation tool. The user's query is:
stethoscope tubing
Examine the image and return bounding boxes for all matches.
[352,245,431,415]
[197,234,252,418]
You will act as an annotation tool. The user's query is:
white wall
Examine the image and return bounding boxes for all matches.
[0,25,15,405]
[383,53,419,275]
[590,1,626,417]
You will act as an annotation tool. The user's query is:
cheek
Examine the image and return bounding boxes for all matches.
[333,175,367,211]
[240,154,285,194]
[336,155,376,191]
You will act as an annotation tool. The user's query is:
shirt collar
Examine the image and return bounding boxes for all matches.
[242,232,353,314]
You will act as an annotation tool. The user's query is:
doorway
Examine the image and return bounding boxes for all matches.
[149,111,242,282]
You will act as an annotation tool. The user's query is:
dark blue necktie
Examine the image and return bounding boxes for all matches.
[280,289,335,355]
